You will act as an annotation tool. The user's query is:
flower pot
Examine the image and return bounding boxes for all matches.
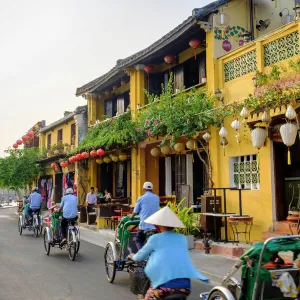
[186,235,194,250]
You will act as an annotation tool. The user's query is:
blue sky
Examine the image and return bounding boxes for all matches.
[0,0,212,155]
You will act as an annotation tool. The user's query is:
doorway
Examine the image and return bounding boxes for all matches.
[54,173,63,203]
[98,164,113,195]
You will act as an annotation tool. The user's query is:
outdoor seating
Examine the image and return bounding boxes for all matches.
[86,205,97,225]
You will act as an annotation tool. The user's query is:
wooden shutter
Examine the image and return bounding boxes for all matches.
[174,65,184,92]
[117,96,125,114]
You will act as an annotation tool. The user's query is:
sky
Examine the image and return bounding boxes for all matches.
[0,0,212,156]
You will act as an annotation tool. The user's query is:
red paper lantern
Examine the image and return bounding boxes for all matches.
[76,153,83,161]
[72,156,77,162]
[90,150,97,157]
[69,157,73,163]
[51,163,57,169]
[144,65,153,73]
[82,152,89,159]
[27,131,34,138]
[164,55,175,64]
[22,135,29,142]
[13,143,18,149]
[16,139,22,145]
[60,161,65,168]
[189,39,201,49]
[97,149,105,157]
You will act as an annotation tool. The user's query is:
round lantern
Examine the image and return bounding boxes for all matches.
[119,153,128,161]
[240,107,249,119]
[51,163,57,169]
[285,105,297,120]
[161,145,171,155]
[90,150,97,157]
[164,55,175,64]
[60,161,66,168]
[13,143,18,149]
[251,128,267,149]
[76,153,83,161]
[280,123,298,165]
[220,137,228,147]
[103,156,112,163]
[186,140,196,150]
[174,142,184,153]
[203,132,212,142]
[27,131,34,138]
[150,148,161,157]
[111,155,119,162]
[16,139,22,145]
[231,120,242,130]
[261,111,271,123]
[144,65,153,73]
[96,158,103,164]
[219,127,228,138]
[82,152,89,159]
[22,135,29,142]
[97,149,105,156]
[189,39,201,60]
[69,157,74,163]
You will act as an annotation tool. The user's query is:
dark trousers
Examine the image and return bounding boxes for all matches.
[27,208,40,219]
[61,216,78,239]
[136,229,157,250]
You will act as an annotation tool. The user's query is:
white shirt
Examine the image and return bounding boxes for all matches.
[86,192,97,205]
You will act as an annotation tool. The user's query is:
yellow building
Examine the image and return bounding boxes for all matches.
[76,0,300,241]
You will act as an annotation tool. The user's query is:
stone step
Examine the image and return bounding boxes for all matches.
[262,231,287,241]
[273,221,292,233]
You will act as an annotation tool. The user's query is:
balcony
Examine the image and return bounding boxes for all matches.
[217,21,300,103]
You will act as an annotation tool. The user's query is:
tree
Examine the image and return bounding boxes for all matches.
[0,148,42,198]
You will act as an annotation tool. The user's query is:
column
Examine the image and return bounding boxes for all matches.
[186,154,194,205]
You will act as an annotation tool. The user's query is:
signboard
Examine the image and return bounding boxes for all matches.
[177,184,190,208]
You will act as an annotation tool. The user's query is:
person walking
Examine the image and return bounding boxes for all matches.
[129,182,160,250]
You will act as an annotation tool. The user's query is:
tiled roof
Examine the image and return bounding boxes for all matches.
[75,0,232,96]
[40,112,75,133]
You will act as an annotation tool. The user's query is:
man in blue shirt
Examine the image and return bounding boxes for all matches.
[130,182,160,250]
[60,188,78,244]
[28,187,43,219]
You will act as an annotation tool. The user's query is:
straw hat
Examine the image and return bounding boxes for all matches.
[144,206,185,228]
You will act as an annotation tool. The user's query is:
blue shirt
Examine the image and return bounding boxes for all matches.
[134,191,160,230]
[133,231,209,288]
[29,192,42,209]
[60,194,78,219]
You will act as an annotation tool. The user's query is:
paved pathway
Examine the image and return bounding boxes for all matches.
[0,208,213,300]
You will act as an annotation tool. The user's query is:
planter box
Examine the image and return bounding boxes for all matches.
[186,235,194,250]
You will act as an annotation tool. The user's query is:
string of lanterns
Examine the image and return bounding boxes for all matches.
[12,130,35,149]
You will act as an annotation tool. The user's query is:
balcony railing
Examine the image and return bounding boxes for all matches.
[218,21,300,86]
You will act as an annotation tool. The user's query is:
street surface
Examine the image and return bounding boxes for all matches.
[0,208,213,300]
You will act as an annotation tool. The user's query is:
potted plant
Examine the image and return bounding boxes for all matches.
[64,143,70,153]
[167,198,201,249]
[51,144,59,155]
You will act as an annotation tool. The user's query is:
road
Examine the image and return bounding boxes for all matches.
[0,208,213,300]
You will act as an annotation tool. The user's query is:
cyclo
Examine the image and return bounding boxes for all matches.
[201,235,300,300]
[18,208,43,237]
[43,205,80,261]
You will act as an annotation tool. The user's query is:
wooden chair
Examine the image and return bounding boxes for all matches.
[110,207,131,230]
[86,205,97,225]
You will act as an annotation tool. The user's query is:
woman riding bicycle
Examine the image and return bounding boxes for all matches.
[128,206,208,299]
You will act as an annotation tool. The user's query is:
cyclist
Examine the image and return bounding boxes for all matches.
[27,187,42,221]
[59,188,78,245]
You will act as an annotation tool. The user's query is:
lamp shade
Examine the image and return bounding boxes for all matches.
[186,140,196,150]
[231,120,242,130]
[150,147,161,157]
[103,156,112,163]
[174,142,184,152]
[261,111,271,123]
[240,107,249,119]
[96,158,103,164]
[119,153,128,161]
[219,127,228,138]
[161,145,171,155]
[251,128,267,149]
[111,155,119,162]
[280,123,298,147]
[285,105,297,120]
[203,132,212,142]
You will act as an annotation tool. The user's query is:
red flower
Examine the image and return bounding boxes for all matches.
[153,120,159,125]
[147,130,151,137]
[145,120,149,124]
[137,128,141,131]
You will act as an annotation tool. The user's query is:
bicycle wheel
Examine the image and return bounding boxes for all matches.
[44,229,51,255]
[76,241,80,254]
[208,290,229,300]
[75,227,80,253]
[18,218,22,235]
[104,243,116,283]
[68,230,77,261]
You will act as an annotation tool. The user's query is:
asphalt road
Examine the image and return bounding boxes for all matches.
[0,208,213,300]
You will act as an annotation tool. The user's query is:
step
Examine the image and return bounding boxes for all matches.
[262,231,288,241]
[274,221,292,233]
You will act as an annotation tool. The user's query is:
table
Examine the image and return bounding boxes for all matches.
[228,216,253,244]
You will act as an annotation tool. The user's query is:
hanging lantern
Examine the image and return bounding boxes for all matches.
[76,153,83,161]
[231,120,242,144]
[96,158,103,164]
[251,128,267,149]
[13,143,18,149]
[220,137,228,147]
[69,157,74,163]
[51,163,57,169]
[16,140,22,145]
[60,161,66,168]
[97,149,105,157]
[27,131,34,138]
[240,107,249,119]
[90,150,97,157]
[150,147,161,157]
[280,123,298,165]
[189,39,201,60]
[22,135,29,143]
[111,155,119,162]
[82,152,89,159]
[103,156,112,163]
[219,127,228,138]
[161,145,171,155]
[119,153,128,161]
[144,65,153,73]
[203,132,212,142]
[186,140,196,150]
[285,105,297,120]
[174,142,184,153]
[164,55,175,64]
[261,111,271,123]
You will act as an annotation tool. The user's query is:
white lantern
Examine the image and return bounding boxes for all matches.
[231,120,242,130]
[251,128,267,149]
[174,143,184,153]
[203,132,212,142]
[186,140,196,150]
[285,105,297,120]
[280,123,298,165]
[219,127,228,138]
[150,147,161,157]
[161,145,171,155]
[261,111,271,123]
[240,107,249,119]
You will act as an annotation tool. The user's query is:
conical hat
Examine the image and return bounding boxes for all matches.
[144,206,185,228]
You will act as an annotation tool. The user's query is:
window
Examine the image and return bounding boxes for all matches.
[116,96,125,114]
[57,129,63,143]
[171,155,187,198]
[229,155,260,190]
[115,162,125,197]
[70,124,76,145]
[47,134,51,149]
[105,100,113,117]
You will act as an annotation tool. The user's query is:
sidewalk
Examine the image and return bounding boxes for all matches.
[79,226,241,284]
